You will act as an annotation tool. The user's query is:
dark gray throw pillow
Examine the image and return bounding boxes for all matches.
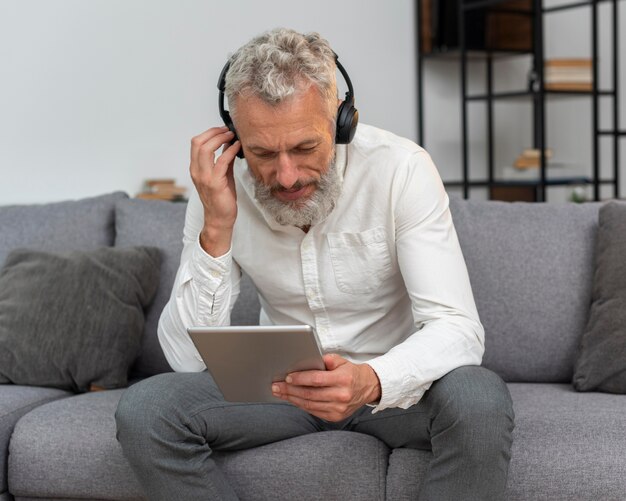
[573,201,626,393]
[0,246,161,392]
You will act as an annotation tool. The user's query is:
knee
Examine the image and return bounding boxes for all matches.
[432,366,514,434]
[115,373,176,443]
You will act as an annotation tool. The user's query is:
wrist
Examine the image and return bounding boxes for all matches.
[199,224,233,258]
[363,363,382,405]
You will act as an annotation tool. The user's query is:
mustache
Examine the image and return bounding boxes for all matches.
[270,179,318,194]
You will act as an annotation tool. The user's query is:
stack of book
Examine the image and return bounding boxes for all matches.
[514,148,553,169]
[544,59,593,91]
[137,179,187,202]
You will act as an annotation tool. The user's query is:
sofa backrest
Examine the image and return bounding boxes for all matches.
[114,198,261,378]
[114,198,187,377]
[449,198,600,383]
[130,195,599,384]
[0,192,127,268]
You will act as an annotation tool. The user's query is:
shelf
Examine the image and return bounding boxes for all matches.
[463,0,532,13]
[442,177,615,188]
[462,0,618,14]
[543,0,618,14]
[466,88,615,100]
[421,48,532,59]
[417,0,622,201]
[598,130,626,136]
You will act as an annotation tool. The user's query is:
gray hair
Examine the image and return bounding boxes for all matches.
[225,28,338,122]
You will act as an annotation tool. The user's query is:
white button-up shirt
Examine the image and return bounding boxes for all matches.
[158,123,484,412]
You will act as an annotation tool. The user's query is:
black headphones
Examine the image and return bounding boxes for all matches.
[217,53,359,159]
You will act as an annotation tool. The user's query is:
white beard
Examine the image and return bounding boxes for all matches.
[253,159,342,228]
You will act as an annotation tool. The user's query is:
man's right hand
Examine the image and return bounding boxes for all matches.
[189,126,242,257]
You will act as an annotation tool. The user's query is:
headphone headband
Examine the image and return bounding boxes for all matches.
[217,53,358,158]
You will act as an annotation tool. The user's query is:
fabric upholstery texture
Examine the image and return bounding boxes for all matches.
[114,199,187,377]
[573,201,626,393]
[213,432,388,501]
[384,447,431,500]
[506,383,626,501]
[9,388,388,501]
[0,247,160,392]
[0,192,127,268]
[0,386,69,494]
[385,383,626,501]
[449,198,599,383]
[114,198,261,378]
[8,390,143,500]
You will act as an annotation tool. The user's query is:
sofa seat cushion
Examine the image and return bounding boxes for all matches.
[381,383,626,500]
[9,387,389,501]
[0,385,70,494]
[213,431,388,501]
[8,389,143,500]
[506,383,626,500]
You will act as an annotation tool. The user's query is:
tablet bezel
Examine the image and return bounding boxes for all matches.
[187,325,325,403]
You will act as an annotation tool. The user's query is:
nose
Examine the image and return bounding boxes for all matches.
[275,153,299,189]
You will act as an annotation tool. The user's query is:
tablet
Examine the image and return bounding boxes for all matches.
[187,325,325,403]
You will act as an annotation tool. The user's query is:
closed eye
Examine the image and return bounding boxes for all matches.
[294,146,317,155]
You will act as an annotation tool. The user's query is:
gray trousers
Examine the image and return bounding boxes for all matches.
[115,366,514,501]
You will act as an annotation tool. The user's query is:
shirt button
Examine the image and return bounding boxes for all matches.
[210,270,221,279]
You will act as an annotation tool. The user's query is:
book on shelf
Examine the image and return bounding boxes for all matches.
[513,148,553,169]
[544,58,592,91]
[136,178,187,201]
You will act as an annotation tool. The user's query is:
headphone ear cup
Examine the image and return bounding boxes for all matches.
[335,101,359,144]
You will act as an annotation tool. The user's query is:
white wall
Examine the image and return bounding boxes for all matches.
[2,1,624,206]
[0,0,416,205]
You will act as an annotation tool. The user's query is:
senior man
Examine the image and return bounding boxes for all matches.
[116,28,514,500]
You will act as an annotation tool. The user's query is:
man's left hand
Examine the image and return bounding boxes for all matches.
[271,354,381,422]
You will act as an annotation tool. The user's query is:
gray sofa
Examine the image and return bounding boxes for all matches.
[1,191,625,500]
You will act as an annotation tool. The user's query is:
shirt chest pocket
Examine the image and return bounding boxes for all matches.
[326,227,392,295]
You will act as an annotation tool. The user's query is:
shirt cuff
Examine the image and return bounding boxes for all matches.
[365,358,431,413]
[189,237,232,294]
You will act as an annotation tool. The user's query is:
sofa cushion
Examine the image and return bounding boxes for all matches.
[0,247,160,392]
[114,198,261,378]
[573,201,626,393]
[506,383,626,500]
[114,199,188,377]
[450,199,599,383]
[213,431,388,501]
[0,192,127,268]
[383,447,431,500]
[0,385,70,494]
[9,388,388,501]
[8,390,143,500]
[385,383,626,501]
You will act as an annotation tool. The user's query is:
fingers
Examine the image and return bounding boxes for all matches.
[271,382,352,422]
[213,140,241,178]
[323,353,347,371]
[190,126,234,169]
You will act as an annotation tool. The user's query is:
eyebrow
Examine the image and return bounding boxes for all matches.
[247,138,321,153]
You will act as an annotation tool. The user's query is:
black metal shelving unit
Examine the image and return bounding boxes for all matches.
[416,0,623,201]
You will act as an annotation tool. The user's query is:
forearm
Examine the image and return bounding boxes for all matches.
[367,315,484,412]
[158,238,240,372]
